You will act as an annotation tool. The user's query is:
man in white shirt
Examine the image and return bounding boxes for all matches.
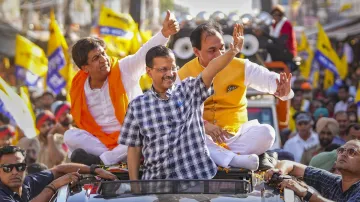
[64,11,179,166]
[334,85,354,113]
[283,113,319,162]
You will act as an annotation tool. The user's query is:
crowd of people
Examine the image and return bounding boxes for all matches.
[0,5,359,202]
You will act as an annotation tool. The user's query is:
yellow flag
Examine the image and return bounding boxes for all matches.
[338,54,348,81]
[312,70,319,89]
[356,82,360,106]
[47,10,76,96]
[15,35,48,86]
[0,77,37,138]
[315,23,345,81]
[98,6,138,58]
[297,32,313,79]
[323,69,334,90]
[3,57,10,69]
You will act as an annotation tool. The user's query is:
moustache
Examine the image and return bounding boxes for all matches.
[10,176,22,181]
[319,139,332,147]
[162,76,175,81]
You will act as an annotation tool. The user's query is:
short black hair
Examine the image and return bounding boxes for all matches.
[145,45,175,68]
[0,146,26,161]
[190,21,223,50]
[0,113,10,125]
[338,84,349,92]
[346,123,360,136]
[42,91,55,98]
[72,37,106,69]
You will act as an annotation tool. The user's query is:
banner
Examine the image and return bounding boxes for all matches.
[0,77,37,138]
[15,35,48,87]
[46,10,75,95]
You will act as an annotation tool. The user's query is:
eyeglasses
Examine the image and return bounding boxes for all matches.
[0,163,27,173]
[151,66,178,73]
[337,147,360,157]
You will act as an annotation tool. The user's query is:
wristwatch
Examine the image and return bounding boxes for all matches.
[90,164,101,175]
[303,187,315,202]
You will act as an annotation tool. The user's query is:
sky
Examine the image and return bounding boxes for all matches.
[174,0,254,17]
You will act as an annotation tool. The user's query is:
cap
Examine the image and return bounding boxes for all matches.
[296,113,312,123]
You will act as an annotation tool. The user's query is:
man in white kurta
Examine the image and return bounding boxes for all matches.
[177,22,294,170]
[64,12,179,166]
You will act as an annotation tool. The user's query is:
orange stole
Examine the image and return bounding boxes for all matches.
[70,57,129,150]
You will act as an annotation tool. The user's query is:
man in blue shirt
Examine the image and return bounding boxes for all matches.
[119,24,244,180]
[0,146,116,202]
[265,140,360,202]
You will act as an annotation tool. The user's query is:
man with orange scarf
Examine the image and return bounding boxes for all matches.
[64,11,179,166]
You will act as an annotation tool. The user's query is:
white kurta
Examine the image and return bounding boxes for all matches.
[176,59,294,168]
[64,32,169,165]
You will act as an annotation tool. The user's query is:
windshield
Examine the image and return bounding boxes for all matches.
[248,107,274,127]
[99,179,250,196]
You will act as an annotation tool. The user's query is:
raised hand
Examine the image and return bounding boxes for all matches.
[274,72,292,97]
[161,10,180,38]
[229,23,244,54]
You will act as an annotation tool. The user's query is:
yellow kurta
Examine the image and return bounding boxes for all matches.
[178,57,247,134]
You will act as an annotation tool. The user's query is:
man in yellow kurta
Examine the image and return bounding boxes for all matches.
[177,22,294,170]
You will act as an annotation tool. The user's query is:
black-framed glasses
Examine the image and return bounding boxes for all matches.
[337,147,360,157]
[151,66,179,73]
[0,163,27,173]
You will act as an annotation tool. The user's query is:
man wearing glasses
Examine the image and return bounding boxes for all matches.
[120,24,244,180]
[265,140,360,202]
[0,146,116,202]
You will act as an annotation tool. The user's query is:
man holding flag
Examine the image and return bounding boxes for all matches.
[64,11,179,166]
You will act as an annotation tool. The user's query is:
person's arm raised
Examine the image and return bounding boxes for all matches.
[201,24,244,88]
[119,10,179,80]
